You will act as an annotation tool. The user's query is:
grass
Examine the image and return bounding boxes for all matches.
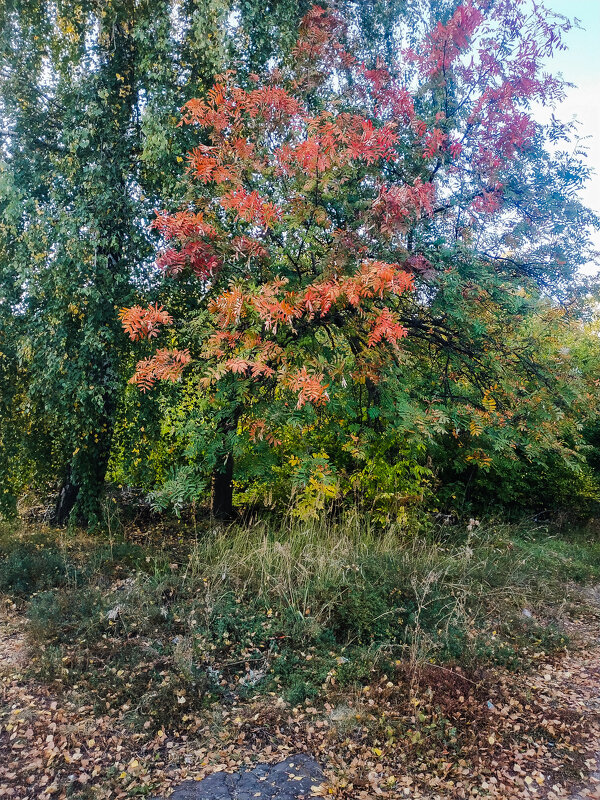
[1,512,599,729]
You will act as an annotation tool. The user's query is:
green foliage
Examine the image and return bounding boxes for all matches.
[0,545,76,596]
[0,0,312,523]
[0,522,147,596]
[0,0,599,523]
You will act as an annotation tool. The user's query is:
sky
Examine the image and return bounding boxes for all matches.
[543,0,600,272]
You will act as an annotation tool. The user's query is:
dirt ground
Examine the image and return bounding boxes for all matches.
[2,597,600,800]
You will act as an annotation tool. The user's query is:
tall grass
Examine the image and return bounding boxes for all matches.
[3,512,600,720]
[171,513,593,670]
[181,514,566,616]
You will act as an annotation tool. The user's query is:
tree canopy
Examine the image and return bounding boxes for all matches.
[120,2,600,520]
[1,0,599,524]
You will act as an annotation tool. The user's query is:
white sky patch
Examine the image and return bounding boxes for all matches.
[541,0,600,274]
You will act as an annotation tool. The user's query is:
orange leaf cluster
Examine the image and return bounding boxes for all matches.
[119,304,173,341]
[220,189,281,229]
[414,0,484,77]
[151,211,221,278]
[274,114,401,179]
[303,261,414,318]
[180,82,302,134]
[156,241,221,279]
[246,417,282,446]
[367,307,408,347]
[207,262,414,343]
[130,349,191,391]
[292,5,347,63]
[208,286,246,326]
[284,366,330,409]
[231,235,269,262]
[373,181,436,235]
[151,210,216,240]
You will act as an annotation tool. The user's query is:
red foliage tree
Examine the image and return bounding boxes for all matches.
[123,1,578,516]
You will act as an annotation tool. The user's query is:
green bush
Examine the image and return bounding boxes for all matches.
[0,544,78,596]
[27,586,105,641]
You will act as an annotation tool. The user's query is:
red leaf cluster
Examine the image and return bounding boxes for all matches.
[283,366,330,409]
[221,189,281,229]
[367,307,408,347]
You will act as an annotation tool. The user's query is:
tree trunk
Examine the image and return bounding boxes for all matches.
[52,468,80,526]
[211,452,235,520]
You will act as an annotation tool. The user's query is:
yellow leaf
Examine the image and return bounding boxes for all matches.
[482,391,497,412]
[470,419,483,437]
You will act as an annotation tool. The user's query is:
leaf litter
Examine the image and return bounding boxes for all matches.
[1,600,600,799]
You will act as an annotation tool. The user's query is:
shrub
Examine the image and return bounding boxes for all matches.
[0,544,77,596]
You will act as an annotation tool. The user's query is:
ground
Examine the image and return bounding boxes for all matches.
[2,590,600,800]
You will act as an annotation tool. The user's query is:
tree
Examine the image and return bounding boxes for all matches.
[0,0,312,523]
[122,2,598,519]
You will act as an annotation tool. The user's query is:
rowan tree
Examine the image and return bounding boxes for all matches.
[121,1,599,518]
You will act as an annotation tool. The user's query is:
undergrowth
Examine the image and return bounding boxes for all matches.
[1,514,599,730]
